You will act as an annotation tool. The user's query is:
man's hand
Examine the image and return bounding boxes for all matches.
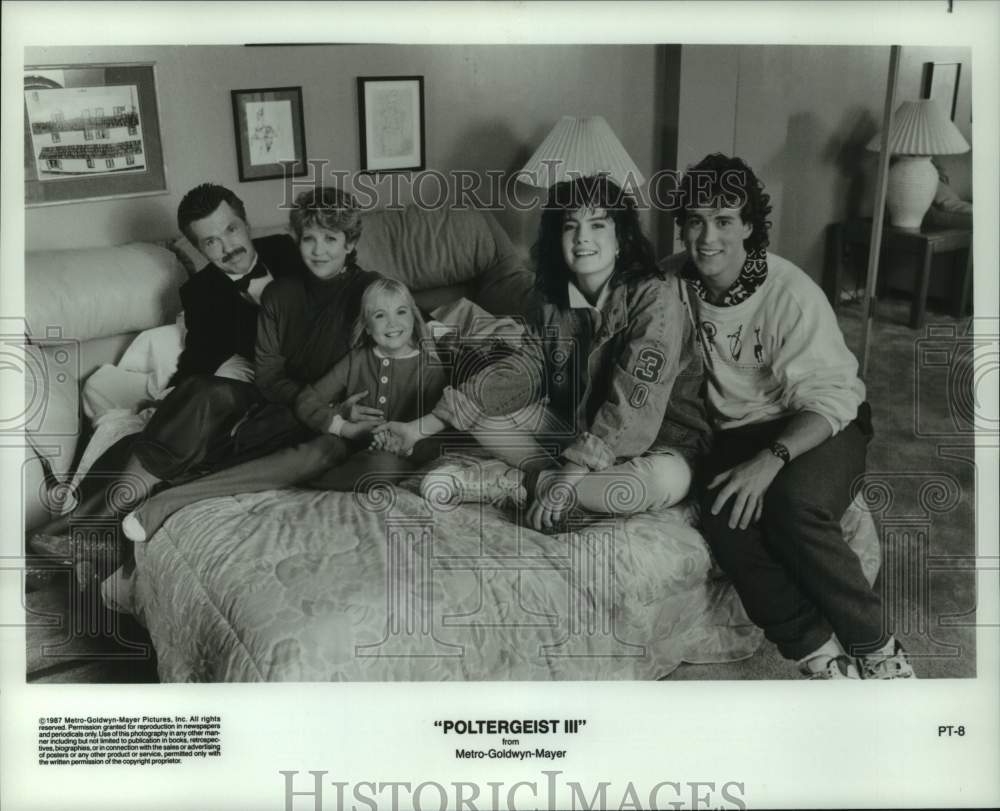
[340,391,384,423]
[708,451,785,530]
[526,463,588,532]
[371,420,423,457]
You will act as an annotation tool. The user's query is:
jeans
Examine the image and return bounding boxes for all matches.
[698,404,887,660]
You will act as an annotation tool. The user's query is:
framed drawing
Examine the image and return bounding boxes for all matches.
[231,86,308,182]
[357,76,425,173]
[23,62,167,207]
[921,61,961,120]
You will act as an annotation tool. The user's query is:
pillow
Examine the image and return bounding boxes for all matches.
[26,243,185,344]
[358,206,522,293]
[82,366,153,420]
[117,319,185,394]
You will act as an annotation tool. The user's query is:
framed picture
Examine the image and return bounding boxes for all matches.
[921,61,961,120]
[357,76,425,173]
[23,62,167,207]
[230,86,308,182]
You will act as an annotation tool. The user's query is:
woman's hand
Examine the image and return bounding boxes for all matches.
[708,450,785,530]
[340,390,384,423]
[371,420,422,456]
[526,462,588,532]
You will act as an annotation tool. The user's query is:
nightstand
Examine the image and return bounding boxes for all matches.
[825,218,972,329]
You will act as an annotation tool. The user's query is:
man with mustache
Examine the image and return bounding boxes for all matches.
[30,184,304,572]
[129,183,307,480]
[172,182,303,382]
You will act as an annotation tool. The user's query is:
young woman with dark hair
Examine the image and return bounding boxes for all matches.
[376,175,711,532]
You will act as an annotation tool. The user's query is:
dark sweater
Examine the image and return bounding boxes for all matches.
[254,263,383,405]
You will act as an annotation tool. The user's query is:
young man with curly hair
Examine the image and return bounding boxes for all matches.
[669,153,914,680]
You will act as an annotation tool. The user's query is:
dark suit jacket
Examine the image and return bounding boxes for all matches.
[172,234,304,384]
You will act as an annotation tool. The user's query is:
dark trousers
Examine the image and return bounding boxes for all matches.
[699,405,887,660]
[130,431,462,539]
[132,375,263,480]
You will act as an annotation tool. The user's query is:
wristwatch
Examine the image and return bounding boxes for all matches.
[768,441,791,465]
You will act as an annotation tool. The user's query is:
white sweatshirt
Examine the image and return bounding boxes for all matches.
[683,253,865,434]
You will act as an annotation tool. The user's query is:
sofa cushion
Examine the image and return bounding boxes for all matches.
[360,207,536,316]
[357,206,494,289]
[26,243,186,345]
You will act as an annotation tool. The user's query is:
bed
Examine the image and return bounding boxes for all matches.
[25,202,881,681]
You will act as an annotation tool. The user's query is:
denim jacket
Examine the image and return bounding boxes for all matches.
[432,273,710,470]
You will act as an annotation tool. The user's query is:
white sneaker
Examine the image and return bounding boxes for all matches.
[857,640,918,679]
[800,654,861,680]
[421,458,527,509]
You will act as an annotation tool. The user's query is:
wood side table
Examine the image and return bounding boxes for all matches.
[825,218,972,329]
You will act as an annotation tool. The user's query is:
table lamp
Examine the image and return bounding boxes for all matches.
[518,116,645,188]
[866,99,970,229]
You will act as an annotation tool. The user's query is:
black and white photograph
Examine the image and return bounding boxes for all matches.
[1,2,997,810]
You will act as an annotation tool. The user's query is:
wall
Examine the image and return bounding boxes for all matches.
[25,45,661,255]
[676,44,972,287]
[677,44,890,279]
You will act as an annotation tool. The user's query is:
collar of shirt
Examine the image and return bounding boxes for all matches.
[224,257,273,306]
[372,346,419,360]
[223,255,258,284]
[682,247,769,306]
[566,279,612,312]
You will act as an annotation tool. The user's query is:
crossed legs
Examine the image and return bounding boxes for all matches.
[466,404,693,514]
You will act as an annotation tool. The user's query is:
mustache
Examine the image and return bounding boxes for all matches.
[222,247,246,263]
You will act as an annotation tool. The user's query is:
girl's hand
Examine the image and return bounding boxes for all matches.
[369,428,401,453]
[371,420,422,456]
[526,463,588,532]
[340,391,384,423]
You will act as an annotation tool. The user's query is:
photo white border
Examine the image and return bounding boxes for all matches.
[2,2,997,809]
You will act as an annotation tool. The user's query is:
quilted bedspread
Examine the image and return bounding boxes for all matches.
[129,478,880,682]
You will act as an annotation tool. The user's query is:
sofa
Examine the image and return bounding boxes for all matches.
[24,203,880,682]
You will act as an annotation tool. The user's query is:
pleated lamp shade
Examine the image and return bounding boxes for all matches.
[866,100,970,228]
[866,99,970,155]
[519,116,645,188]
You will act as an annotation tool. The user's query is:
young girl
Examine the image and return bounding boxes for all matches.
[294,277,448,477]
[376,176,711,532]
[122,276,446,542]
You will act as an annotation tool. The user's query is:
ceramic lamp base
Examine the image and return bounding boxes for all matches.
[886,156,938,229]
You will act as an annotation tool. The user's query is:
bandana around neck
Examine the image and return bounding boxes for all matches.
[683,247,769,306]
